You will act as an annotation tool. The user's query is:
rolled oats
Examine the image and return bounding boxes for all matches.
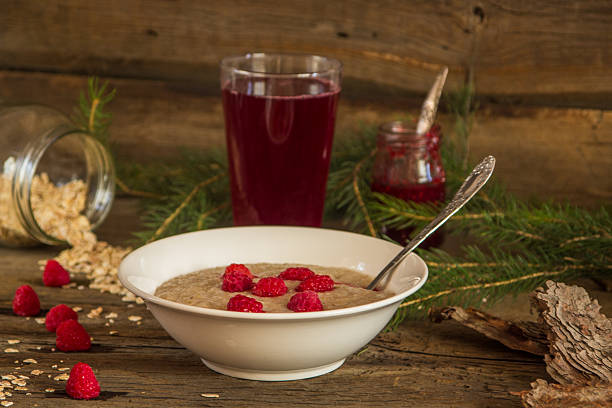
[53,374,69,381]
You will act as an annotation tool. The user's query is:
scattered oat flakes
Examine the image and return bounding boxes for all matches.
[34,318,45,325]
[87,306,103,319]
[109,319,115,324]
[35,346,41,350]
[6,341,19,345]
[57,368,70,372]
[72,306,83,312]
[104,312,118,319]
[0,380,11,386]
[128,315,142,322]
[62,282,77,289]
[22,359,37,365]
[51,365,57,369]
[109,331,118,335]
[14,386,27,391]
[3,349,18,354]
[136,321,142,326]
[201,393,220,398]
[0,377,15,381]
[30,370,43,376]
[10,380,25,387]
[77,285,85,290]
[1,401,13,407]
[12,368,19,371]
[104,322,110,327]
[53,374,69,381]
[44,388,55,393]
[12,361,17,365]
[17,376,28,380]
[135,297,144,304]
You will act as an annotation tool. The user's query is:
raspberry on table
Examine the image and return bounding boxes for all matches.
[45,304,78,332]
[227,294,264,313]
[12,285,41,316]
[66,362,100,400]
[56,320,91,352]
[287,291,323,312]
[43,259,71,287]
[279,267,315,281]
[251,277,288,297]
[296,275,335,293]
[222,269,254,292]
[224,263,253,279]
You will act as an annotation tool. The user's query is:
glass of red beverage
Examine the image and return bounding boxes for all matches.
[221,53,342,226]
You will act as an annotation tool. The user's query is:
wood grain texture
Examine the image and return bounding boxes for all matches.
[2,70,609,207]
[1,0,611,106]
[1,199,611,407]
[0,199,544,407]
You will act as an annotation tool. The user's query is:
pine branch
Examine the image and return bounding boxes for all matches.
[75,78,610,326]
[72,77,116,148]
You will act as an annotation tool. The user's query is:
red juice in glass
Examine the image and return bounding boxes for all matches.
[221,54,342,226]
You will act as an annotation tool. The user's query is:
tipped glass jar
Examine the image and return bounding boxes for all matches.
[0,104,115,247]
[371,121,446,247]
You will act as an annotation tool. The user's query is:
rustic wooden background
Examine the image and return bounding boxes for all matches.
[1,0,611,205]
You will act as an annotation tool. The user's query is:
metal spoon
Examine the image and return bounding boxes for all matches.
[366,155,496,290]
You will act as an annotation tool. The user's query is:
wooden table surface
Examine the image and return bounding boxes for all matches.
[1,199,609,407]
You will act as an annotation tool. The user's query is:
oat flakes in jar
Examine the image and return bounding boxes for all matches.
[0,104,115,247]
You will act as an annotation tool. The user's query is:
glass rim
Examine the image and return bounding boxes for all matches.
[378,121,418,135]
[220,52,342,78]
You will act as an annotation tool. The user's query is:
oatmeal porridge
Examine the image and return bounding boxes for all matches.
[155,263,393,312]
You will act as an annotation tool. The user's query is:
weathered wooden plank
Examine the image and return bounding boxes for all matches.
[1,71,609,206]
[1,0,611,106]
[1,278,547,408]
[3,197,612,407]
[475,0,612,98]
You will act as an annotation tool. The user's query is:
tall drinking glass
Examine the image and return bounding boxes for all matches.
[221,53,342,226]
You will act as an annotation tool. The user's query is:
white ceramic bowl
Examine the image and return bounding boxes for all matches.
[118,226,427,381]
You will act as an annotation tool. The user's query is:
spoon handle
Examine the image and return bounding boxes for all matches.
[366,155,496,290]
[416,66,449,136]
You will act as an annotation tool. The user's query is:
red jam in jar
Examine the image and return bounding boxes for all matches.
[371,121,446,247]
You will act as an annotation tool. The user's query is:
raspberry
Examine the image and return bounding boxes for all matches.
[224,263,253,279]
[227,294,264,313]
[279,267,315,281]
[43,259,70,287]
[251,277,288,297]
[56,320,91,352]
[222,269,254,292]
[287,291,323,312]
[45,304,78,332]
[12,285,40,316]
[66,362,100,400]
[296,275,335,293]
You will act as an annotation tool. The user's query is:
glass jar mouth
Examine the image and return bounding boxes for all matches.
[378,121,417,135]
[220,53,343,78]
[377,121,430,146]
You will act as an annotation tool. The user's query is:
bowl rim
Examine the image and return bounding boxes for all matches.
[118,226,428,321]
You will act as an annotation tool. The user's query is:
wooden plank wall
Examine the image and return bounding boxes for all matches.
[1,0,611,206]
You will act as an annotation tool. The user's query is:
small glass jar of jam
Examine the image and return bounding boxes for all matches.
[371,120,446,247]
